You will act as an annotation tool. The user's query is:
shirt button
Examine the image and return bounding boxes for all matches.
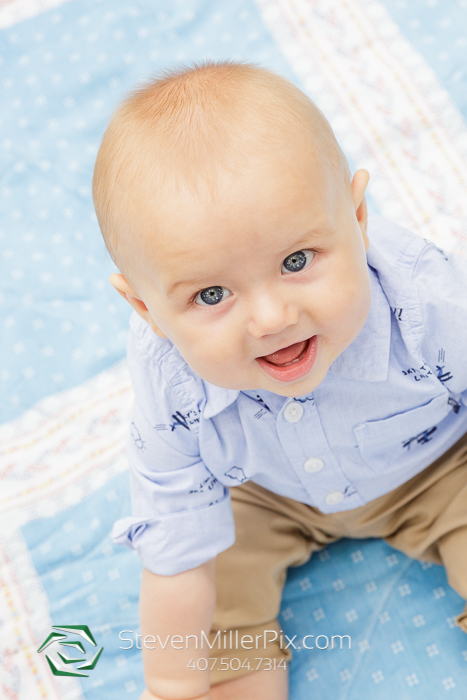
[325,490,344,505]
[304,457,324,473]
[283,402,304,423]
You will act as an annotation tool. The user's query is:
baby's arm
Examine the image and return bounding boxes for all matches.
[139,558,216,700]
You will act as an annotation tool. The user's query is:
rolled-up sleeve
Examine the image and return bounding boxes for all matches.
[111,313,236,575]
[112,492,235,575]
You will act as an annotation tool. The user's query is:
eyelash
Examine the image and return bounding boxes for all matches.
[189,248,318,307]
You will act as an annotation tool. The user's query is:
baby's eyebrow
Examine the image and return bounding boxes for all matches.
[166,278,207,299]
[275,228,332,259]
[287,227,333,248]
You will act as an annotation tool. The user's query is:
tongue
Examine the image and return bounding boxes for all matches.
[262,340,307,366]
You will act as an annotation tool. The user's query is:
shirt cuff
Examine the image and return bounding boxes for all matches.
[111,490,236,575]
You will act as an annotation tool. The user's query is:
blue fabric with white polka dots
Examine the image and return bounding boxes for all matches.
[3,0,467,697]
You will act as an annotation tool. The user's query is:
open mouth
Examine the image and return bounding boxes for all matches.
[256,336,318,383]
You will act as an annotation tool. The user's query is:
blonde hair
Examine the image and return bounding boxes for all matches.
[93,59,349,280]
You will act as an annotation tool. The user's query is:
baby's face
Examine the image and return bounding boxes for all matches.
[118,138,371,398]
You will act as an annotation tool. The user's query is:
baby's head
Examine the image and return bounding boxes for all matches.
[93,60,371,398]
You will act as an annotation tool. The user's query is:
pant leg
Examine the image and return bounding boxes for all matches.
[437,527,467,632]
[209,479,342,685]
[309,430,467,635]
[372,431,467,633]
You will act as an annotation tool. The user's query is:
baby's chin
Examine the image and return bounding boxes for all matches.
[198,370,323,399]
[257,375,323,398]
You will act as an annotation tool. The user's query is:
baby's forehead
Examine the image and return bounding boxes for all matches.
[131,168,338,281]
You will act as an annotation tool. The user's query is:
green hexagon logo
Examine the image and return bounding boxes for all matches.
[37,625,104,677]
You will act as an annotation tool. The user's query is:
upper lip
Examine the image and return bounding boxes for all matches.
[256,335,312,360]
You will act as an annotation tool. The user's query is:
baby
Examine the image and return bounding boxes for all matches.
[92,60,467,700]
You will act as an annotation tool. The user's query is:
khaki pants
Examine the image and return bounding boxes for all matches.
[209,430,467,685]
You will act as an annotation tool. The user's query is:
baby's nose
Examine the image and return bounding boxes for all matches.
[246,291,299,339]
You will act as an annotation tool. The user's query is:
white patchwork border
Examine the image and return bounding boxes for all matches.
[0,359,132,535]
[255,0,467,257]
[0,530,85,700]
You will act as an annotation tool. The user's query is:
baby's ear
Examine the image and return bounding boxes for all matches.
[351,169,370,251]
[109,273,167,338]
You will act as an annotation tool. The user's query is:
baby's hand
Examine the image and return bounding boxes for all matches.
[140,691,211,700]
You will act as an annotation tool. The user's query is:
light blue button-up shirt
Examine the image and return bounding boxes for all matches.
[112,214,467,575]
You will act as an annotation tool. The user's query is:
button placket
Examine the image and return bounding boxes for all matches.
[277,397,364,511]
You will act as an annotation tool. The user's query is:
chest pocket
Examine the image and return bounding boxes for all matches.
[353,392,453,475]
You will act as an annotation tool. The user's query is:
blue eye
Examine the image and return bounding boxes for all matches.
[282,250,314,274]
[195,286,231,306]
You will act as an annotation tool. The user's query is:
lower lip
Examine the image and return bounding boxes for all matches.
[256,336,318,383]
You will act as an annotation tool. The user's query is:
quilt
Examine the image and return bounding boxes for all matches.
[2,0,467,697]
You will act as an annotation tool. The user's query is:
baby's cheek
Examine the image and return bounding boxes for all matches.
[194,355,241,389]
[314,280,364,342]
[188,333,234,364]
[313,286,348,331]
[177,318,245,376]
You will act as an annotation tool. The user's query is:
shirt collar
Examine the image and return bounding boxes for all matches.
[202,382,240,419]
[202,264,391,418]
